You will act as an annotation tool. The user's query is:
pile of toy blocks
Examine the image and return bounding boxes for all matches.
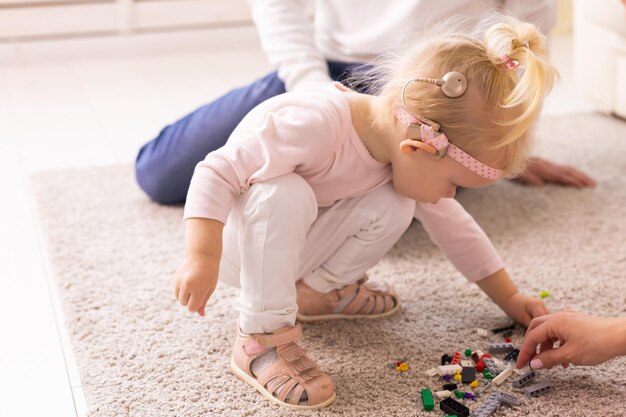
[417,324,551,416]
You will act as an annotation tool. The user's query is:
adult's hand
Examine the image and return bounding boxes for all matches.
[513,157,596,188]
[516,311,626,369]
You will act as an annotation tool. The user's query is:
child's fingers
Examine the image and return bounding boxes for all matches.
[178,289,191,306]
[198,292,211,316]
[187,292,204,313]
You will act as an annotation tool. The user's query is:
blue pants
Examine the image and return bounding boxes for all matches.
[135,61,370,204]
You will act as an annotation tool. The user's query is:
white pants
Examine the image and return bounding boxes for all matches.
[219,173,415,334]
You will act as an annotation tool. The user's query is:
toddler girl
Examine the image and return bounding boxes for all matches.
[174,15,557,409]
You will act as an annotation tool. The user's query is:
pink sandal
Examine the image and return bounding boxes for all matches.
[230,323,336,409]
[296,276,400,322]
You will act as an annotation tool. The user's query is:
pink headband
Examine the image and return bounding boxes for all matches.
[394,107,504,181]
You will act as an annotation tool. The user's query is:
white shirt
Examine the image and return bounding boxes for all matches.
[248,0,557,91]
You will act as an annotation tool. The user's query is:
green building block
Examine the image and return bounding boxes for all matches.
[421,388,434,411]
[464,349,472,357]
[483,370,494,380]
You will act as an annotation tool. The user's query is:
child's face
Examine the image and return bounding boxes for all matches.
[391,147,498,204]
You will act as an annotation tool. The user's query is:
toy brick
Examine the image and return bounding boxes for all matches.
[496,391,521,406]
[435,390,453,400]
[421,388,435,411]
[460,360,473,367]
[512,370,536,388]
[482,357,501,375]
[522,381,551,397]
[451,351,461,365]
[442,353,453,365]
[471,393,500,417]
[425,367,439,377]
[439,397,469,417]
[476,328,489,337]
[461,366,476,384]
[492,367,513,386]
[438,364,462,375]
[487,343,515,354]
[504,349,520,362]
[443,382,458,391]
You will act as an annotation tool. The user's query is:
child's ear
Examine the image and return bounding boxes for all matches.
[399,139,437,155]
[399,139,420,154]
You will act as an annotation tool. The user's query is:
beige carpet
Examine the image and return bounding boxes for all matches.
[32,113,626,417]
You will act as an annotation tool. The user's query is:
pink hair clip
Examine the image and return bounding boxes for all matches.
[394,106,504,181]
[501,53,519,70]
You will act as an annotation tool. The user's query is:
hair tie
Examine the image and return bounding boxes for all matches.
[501,53,519,70]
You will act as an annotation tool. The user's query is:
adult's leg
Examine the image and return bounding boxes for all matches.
[135,61,370,205]
[135,71,286,204]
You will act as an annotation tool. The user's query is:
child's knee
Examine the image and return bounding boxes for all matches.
[243,173,318,224]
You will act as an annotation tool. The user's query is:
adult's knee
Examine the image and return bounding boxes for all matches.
[135,143,190,205]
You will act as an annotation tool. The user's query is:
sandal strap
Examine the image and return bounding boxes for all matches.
[243,324,303,355]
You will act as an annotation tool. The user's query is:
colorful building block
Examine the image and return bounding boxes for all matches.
[421,388,434,410]
[460,360,473,368]
[477,328,489,337]
[487,343,514,354]
[441,354,453,365]
[438,364,462,376]
[496,392,521,406]
[504,349,520,362]
[440,397,469,417]
[492,367,513,386]
[442,382,458,391]
[539,290,551,299]
[469,380,479,388]
[471,392,500,417]
[482,358,501,376]
[425,367,439,377]
[451,351,461,365]
[461,366,476,384]
[435,390,453,400]
[522,381,551,397]
[512,370,536,388]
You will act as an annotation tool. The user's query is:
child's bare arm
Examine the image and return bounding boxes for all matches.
[174,218,224,316]
[476,268,548,327]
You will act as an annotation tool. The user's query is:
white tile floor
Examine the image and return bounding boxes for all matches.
[0,27,597,416]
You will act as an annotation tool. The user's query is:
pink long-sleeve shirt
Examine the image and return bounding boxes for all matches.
[184,84,504,282]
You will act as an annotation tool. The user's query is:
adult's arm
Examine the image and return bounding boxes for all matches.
[247,0,332,91]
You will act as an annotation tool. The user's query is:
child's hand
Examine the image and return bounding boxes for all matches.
[174,254,220,316]
[516,311,626,369]
[500,292,549,327]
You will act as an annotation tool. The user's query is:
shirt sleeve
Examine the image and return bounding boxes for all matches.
[247,0,333,91]
[413,197,504,282]
[184,98,338,223]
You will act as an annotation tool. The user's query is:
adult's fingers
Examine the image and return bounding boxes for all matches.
[531,344,575,370]
[517,320,558,367]
[515,170,545,186]
[567,168,596,188]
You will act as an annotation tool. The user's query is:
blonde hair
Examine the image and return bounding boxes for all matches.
[350,14,558,177]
